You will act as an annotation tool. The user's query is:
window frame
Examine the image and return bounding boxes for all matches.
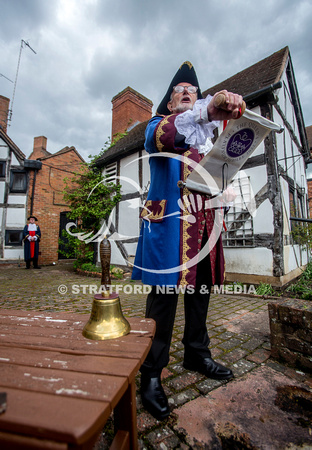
[10,169,27,193]
[5,229,24,246]
[0,161,6,178]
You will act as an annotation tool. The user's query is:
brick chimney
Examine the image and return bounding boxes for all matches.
[29,136,51,160]
[0,95,10,133]
[111,87,153,139]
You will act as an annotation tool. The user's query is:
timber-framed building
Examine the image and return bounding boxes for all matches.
[95,47,310,286]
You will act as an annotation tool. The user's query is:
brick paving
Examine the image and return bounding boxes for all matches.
[1,261,311,449]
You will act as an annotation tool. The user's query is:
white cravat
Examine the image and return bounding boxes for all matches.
[174,95,220,155]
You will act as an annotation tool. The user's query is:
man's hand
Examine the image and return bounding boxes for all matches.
[208,90,244,121]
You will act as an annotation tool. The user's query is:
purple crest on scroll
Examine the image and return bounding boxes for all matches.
[226,128,254,158]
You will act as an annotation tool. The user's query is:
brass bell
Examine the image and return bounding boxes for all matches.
[82,293,130,340]
[82,236,130,340]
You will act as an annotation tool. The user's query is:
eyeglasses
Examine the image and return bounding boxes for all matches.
[173,85,198,94]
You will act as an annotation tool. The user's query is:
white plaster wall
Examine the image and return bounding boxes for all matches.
[11,154,20,166]
[277,75,286,112]
[8,195,26,205]
[119,153,140,194]
[107,195,141,265]
[118,198,140,241]
[0,182,5,203]
[0,142,8,158]
[253,199,274,234]
[275,129,285,170]
[111,240,128,266]
[142,152,150,193]
[6,208,26,227]
[123,242,138,258]
[280,177,291,236]
[271,99,284,130]
[241,165,267,198]
[224,247,273,276]
[284,244,301,274]
[3,247,24,259]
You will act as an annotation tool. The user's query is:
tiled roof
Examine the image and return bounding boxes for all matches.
[203,47,288,98]
[96,47,289,167]
[39,146,85,163]
[0,128,25,162]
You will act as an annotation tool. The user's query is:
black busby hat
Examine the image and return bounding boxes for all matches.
[28,216,38,221]
[156,61,203,116]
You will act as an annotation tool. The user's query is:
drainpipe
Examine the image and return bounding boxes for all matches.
[30,169,37,215]
[23,159,42,215]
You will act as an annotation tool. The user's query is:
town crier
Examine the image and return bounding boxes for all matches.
[23,215,41,269]
[132,61,244,420]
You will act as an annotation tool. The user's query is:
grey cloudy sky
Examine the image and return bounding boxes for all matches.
[0,0,311,162]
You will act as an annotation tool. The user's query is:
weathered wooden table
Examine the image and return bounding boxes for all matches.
[0,309,155,449]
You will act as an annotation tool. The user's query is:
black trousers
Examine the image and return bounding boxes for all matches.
[26,258,38,268]
[141,236,212,376]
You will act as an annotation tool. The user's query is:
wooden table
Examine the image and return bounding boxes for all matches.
[0,309,155,449]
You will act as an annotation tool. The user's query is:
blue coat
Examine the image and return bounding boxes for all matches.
[132,115,225,287]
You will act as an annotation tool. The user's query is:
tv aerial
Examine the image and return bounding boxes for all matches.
[8,39,37,124]
[0,73,13,83]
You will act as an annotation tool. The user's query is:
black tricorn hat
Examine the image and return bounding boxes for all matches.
[156,61,203,116]
[28,215,38,221]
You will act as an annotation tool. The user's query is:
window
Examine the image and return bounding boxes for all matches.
[0,161,5,178]
[10,170,27,193]
[5,230,23,246]
[103,162,117,184]
[223,175,255,247]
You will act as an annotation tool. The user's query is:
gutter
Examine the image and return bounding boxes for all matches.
[243,81,282,103]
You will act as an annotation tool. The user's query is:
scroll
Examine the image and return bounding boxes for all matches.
[179,108,284,196]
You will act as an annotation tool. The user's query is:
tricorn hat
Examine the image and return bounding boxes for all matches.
[28,215,38,221]
[156,61,203,116]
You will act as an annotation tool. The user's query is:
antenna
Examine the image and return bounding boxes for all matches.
[8,39,37,124]
[0,73,13,83]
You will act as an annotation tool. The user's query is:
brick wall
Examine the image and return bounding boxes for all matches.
[111,87,152,138]
[268,299,312,373]
[27,141,84,265]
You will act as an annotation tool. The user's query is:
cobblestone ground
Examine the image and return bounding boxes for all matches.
[1,262,311,449]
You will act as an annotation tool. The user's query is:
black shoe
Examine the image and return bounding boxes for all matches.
[140,374,170,421]
[34,266,41,269]
[183,357,233,380]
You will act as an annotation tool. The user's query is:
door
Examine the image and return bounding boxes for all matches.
[58,211,75,259]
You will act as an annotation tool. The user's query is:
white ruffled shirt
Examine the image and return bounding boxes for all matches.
[174,95,220,155]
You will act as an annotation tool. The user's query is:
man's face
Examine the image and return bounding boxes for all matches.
[167,82,198,114]
[29,218,35,224]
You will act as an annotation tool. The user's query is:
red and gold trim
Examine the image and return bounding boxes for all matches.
[154,115,177,152]
[179,149,200,286]
[140,199,167,222]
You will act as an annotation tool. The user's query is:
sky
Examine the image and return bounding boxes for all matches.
[0,0,311,163]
